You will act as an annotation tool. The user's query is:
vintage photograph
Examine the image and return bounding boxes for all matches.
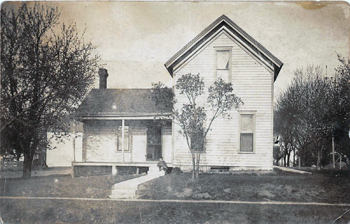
[1,1,349,223]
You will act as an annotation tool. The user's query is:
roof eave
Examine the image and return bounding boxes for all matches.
[164,64,173,77]
[274,63,284,82]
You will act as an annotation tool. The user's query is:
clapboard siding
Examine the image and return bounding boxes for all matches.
[84,121,123,162]
[173,31,273,169]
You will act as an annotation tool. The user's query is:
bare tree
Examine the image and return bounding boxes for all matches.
[152,74,243,179]
[275,65,341,168]
[1,3,100,178]
[332,55,350,157]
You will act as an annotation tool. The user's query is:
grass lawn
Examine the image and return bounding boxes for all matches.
[0,174,140,198]
[138,169,350,203]
[1,169,350,223]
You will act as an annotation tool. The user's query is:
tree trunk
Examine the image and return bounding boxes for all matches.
[293,149,296,167]
[16,153,21,161]
[191,153,195,180]
[300,147,305,167]
[316,149,321,170]
[195,152,201,179]
[287,152,291,167]
[22,136,39,178]
[23,152,33,178]
[316,145,323,170]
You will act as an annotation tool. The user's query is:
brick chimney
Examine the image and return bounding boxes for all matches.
[98,68,108,89]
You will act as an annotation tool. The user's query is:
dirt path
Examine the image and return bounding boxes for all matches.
[1,196,349,207]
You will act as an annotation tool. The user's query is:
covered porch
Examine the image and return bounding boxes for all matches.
[74,116,172,177]
[74,84,174,177]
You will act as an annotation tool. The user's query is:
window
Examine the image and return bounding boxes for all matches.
[217,50,230,70]
[116,126,131,151]
[215,47,232,82]
[240,114,255,152]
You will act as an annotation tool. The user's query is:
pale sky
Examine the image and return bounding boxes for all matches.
[3,1,350,97]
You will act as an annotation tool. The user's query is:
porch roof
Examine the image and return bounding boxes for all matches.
[76,89,172,118]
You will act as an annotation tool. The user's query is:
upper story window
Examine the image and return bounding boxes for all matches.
[215,47,232,83]
[217,50,230,70]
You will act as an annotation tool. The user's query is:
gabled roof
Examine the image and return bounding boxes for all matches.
[76,89,171,118]
[165,15,283,81]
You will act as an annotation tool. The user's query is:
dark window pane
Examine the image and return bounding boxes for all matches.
[240,133,253,152]
[146,124,162,160]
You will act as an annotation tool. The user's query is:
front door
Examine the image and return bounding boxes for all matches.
[146,125,162,161]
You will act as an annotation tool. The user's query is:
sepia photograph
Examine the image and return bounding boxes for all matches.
[0,1,349,223]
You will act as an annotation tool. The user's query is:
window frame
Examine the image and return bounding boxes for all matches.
[214,46,232,83]
[238,111,256,153]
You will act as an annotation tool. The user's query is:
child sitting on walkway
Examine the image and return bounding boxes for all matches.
[157,157,168,175]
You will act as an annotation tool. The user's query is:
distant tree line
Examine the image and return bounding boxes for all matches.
[274,56,350,168]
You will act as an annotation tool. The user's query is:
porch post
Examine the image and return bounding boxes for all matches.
[122,119,125,162]
[112,166,117,175]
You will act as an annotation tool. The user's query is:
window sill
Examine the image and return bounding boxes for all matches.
[238,151,255,154]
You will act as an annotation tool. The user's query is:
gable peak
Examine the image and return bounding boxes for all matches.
[164,14,283,80]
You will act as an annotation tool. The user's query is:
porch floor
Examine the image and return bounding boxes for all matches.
[71,162,172,177]
[72,162,173,167]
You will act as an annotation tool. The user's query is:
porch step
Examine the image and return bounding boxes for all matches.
[109,165,164,199]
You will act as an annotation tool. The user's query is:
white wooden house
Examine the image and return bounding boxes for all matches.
[46,122,83,167]
[73,15,283,175]
[165,15,283,171]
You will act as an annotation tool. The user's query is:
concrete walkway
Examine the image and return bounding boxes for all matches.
[109,165,163,199]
